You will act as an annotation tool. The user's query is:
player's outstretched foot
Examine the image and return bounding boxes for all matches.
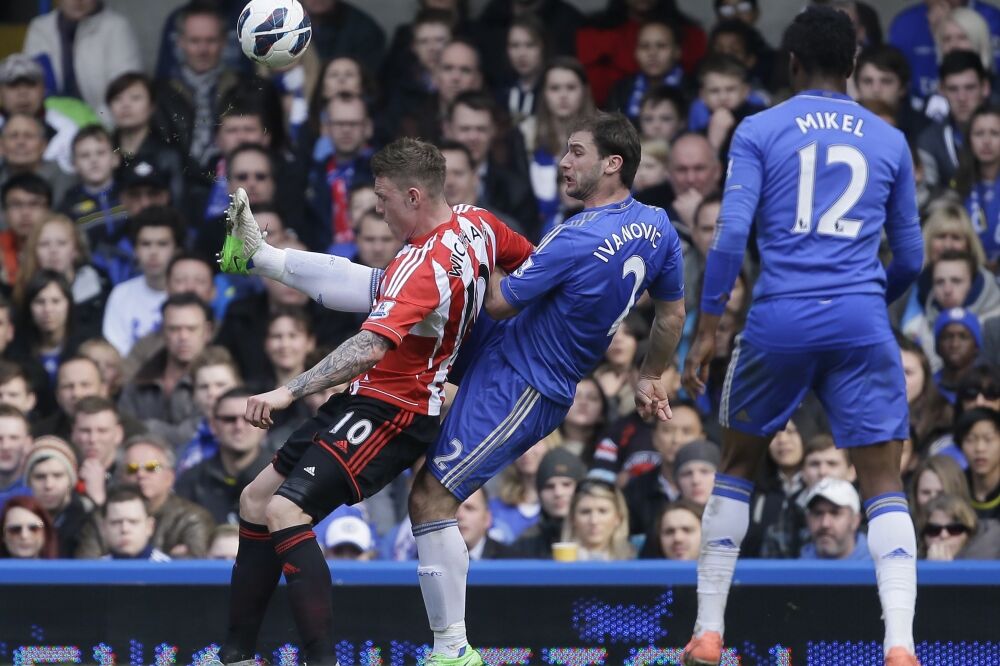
[682,631,723,666]
[885,647,920,666]
[424,646,484,666]
[219,187,263,275]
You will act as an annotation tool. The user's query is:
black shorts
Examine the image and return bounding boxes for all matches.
[272,392,439,521]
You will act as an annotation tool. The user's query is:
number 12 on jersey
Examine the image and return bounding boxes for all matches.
[793,142,868,239]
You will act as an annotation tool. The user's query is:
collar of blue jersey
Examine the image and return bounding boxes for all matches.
[798,89,855,103]
[586,194,635,214]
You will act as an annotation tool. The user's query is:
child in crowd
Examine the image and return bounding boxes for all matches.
[60,125,125,248]
[607,22,684,121]
[687,54,767,153]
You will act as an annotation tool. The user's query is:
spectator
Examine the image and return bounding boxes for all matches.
[933,307,983,403]
[623,400,706,535]
[500,15,546,125]
[0,404,33,510]
[606,22,683,121]
[207,523,240,560]
[306,56,370,144]
[518,58,596,237]
[853,45,929,139]
[0,361,37,417]
[633,139,670,193]
[898,335,953,447]
[909,454,973,526]
[0,113,74,208]
[688,55,766,153]
[936,8,995,76]
[508,446,586,559]
[101,206,181,356]
[674,440,719,507]
[953,104,1000,262]
[679,194,720,313]
[71,396,127,508]
[77,338,125,401]
[22,0,141,119]
[801,435,857,489]
[16,212,109,336]
[561,479,633,561]
[174,388,271,524]
[743,419,806,558]
[637,85,686,143]
[799,477,869,561]
[0,298,49,417]
[118,293,212,447]
[0,495,58,559]
[664,132,721,236]
[98,484,170,561]
[456,488,509,560]
[888,0,1000,100]
[23,436,88,557]
[488,436,553,544]
[955,407,1000,519]
[954,365,1000,422]
[60,124,123,241]
[639,499,703,560]
[439,140,519,232]
[0,53,85,173]
[76,434,214,558]
[593,314,644,419]
[708,18,776,94]
[322,510,375,561]
[106,72,186,207]
[560,376,608,461]
[352,209,401,270]
[302,0,386,72]
[0,173,51,286]
[918,492,1000,559]
[35,356,144,444]
[399,39,482,144]
[176,346,241,474]
[916,51,991,188]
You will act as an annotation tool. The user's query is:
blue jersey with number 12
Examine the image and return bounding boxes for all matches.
[715,89,921,351]
[499,196,684,405]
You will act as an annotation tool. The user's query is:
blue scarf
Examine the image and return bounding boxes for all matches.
[966,178,1000,260]
[626,68,684,119]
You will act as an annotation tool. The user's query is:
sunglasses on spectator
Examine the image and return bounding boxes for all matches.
[4,523,43,536]
[718,2,754,17]
[125,461,164,474]
[232,171,270,182]
[958,385,1000,401]
[923,522,970,537]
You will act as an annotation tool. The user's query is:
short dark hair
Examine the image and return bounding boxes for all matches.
[413,8,454,30]
[570,112,641,189]
[161,291,213,323]
[105,71,154,106]
[101,484,150,518]
[639,84,687,118]
[436,139,474,171]
[129,205,185,246]
[934,249,977,281]
[167,252,213,280]
[214,386,254,416]
[1,172,52,208]
[71,124,113,155]
[803,433,837,458]
[954,407,1000,449]
[0,403,29,430]
[178,0,224,33]
[709,19,756,54]
[698,53,748,85]
[939,49,988,83]
[371,138,446,197]
[0,360,29,387]
[268,305,313,338]
[855,45,911,91]
[448,89,497,122]
[782,5,856,80]
[73,395,118,420]
[226,142,275,177]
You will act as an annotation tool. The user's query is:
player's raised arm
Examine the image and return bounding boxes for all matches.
[883,141,924,303]
[220,188,381,313]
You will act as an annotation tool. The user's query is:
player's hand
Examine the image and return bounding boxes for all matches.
[672,189,703,231]
[683,332,716,397]
[246,386,294,429]
[79,457,107,505]
[707,108,736,150]
[636,375,673,422]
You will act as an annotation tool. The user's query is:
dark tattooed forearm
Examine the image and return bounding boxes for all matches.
[286,330,392,398]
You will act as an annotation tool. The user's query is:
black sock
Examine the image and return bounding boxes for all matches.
[272,524,336,665]
[222,520,282,663]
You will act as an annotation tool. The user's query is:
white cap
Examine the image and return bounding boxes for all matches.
[324,515,374,552]
[804,477,860,513]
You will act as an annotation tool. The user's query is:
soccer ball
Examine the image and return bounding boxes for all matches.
[237,0,312,69]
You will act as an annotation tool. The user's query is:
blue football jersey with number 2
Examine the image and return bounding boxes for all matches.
[499,196,684,405]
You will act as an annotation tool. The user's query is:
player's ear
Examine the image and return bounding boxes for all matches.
[407,187,421,207]
[605,154,624,176]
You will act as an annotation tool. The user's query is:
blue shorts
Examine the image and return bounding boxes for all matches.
[720,336,909,447]
[429,328,569,501]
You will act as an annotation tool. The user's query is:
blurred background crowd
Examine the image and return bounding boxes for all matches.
[0,0,998,567]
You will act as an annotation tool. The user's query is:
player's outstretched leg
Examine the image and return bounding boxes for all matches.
[409,468,483,666]
[683,428,770,666]
[216,466,287,666]
[851,442,919,666]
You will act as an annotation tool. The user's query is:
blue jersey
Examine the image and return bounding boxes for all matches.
[704,90,923,351]
[499,196,684,404]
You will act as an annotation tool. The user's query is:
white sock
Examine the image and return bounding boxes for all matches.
[694,473,754,639]
[249,246,380,313]
[864,493,917,656]
[413,520,469,658]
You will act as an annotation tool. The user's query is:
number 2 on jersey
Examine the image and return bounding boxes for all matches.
[793,142,868,239]
[608,255,646,336]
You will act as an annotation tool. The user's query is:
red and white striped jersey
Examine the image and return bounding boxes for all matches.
[354,206,533,415]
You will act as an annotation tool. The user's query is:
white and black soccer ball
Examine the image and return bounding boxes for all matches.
[237,0,312,69]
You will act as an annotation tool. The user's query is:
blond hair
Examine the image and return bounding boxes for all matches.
[921,199,986,267]
[916,492,977,557]
[562,480,634,560]
[938,8,993,72]
[14,212,90,308]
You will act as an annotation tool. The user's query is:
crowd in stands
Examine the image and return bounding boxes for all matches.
[0,0,999,565]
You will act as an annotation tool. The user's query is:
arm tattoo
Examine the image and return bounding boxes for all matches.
[285,330,392,398]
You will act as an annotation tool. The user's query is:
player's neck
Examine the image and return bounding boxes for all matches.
[583,184,631,210]
[411,200,455,238]
[797,77,847,96]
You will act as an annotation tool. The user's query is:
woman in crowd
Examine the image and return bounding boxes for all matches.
[639,499,703,560]
[593,313,644,419]
[909,454,973,526]
[16,213,108,335]
[898,334,953,447]
[13,271,93,384]
[176,346,242,474]
[917,492,1000,559]
[487,434,557,544]
[77,338,125,400]
[560,376,608,462]
[519,57,596,235]
[501,15,547,124]
[743,417,806,557]
[0,496,59,559]
[954,105,1000,265]
[561,479,633,561]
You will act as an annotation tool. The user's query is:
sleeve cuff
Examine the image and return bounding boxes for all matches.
[361,321,404,346]
[500,278,523,310]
